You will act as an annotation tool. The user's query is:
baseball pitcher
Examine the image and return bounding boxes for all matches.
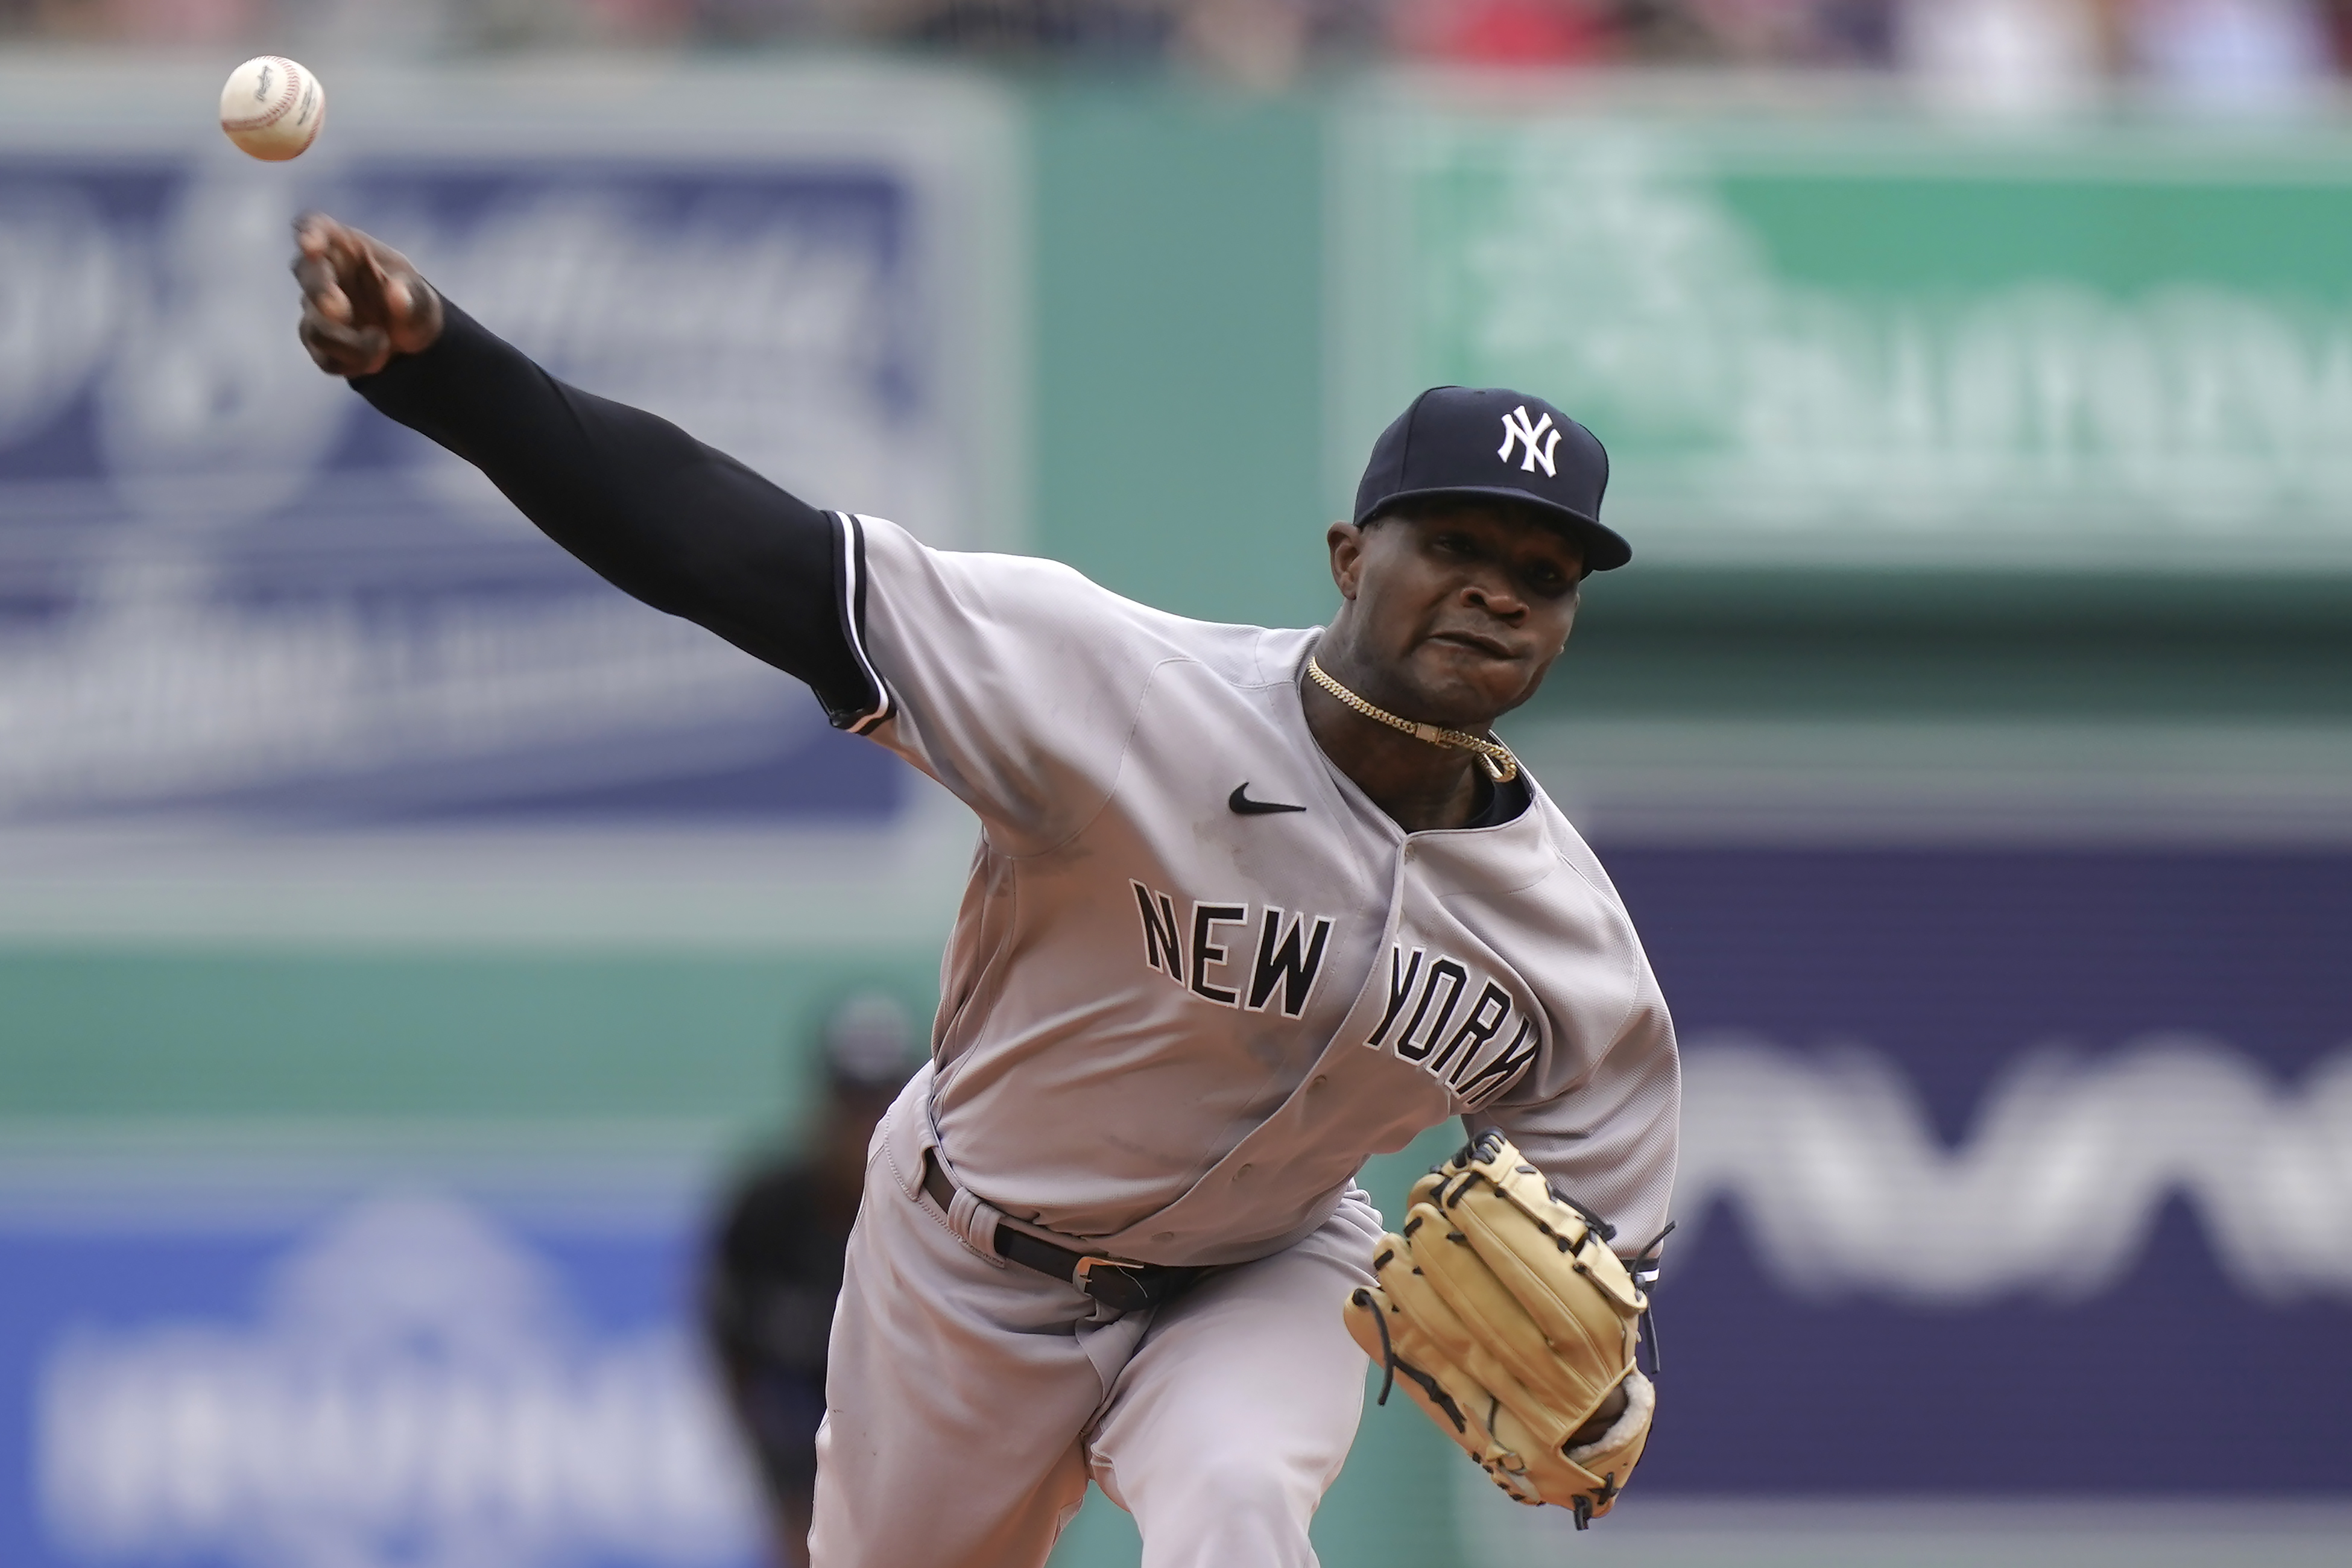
[289,215,1680,1568]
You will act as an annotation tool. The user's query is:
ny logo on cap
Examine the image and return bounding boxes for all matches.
[1497,406,1561,478]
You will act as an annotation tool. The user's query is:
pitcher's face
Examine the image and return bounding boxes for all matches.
[1326,504,1584,727]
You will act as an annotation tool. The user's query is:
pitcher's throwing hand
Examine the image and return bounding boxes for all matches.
[292,216,442,379]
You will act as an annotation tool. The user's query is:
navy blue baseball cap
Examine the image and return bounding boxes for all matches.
[1353,387,1630,573]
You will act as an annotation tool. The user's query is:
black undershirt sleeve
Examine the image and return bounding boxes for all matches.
[351,298,879,726]
[1464,771,1531,829]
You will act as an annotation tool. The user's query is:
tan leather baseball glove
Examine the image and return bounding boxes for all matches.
[1344,1131,1659,1528]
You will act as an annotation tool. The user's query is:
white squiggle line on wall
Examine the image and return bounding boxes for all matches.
[1677,1034,2352,1304]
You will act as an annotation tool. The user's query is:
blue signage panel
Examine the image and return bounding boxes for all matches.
[1,1191,759,1568]
[1602,847,2352,1493]
[0,147,958,835]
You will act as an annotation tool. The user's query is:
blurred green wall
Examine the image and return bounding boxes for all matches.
[1032,87,1332,630]
[0,947,936,1130]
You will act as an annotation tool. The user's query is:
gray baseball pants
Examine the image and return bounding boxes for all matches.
[808,1073,1380,1568]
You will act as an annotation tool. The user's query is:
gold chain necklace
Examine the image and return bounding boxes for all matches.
[1305,654,1520,783]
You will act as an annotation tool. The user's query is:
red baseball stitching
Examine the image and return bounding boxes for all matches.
[222,57,303,133]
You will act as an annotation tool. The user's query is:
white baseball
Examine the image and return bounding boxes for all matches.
[220,56,324,162]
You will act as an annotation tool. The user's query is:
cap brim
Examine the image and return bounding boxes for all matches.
[1358,486,1633,572]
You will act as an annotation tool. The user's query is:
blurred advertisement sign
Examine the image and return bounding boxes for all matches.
[4,1188,757,1568]
[0,64,1016,946]
[1600,846,2352,1497]
[5,163,902,824]
[1339,103,2352,569]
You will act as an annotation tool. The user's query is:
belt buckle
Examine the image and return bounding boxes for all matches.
[1073,1254,1154,1314]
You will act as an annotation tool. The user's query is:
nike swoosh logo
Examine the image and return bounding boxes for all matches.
[1230,783,1306,816]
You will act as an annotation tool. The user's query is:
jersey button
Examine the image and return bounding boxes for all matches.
[1155,1231,1177,1244]
[1402,844,1418,862]
[1235,1163,1254,1180]
[1309,1074,1329,1090]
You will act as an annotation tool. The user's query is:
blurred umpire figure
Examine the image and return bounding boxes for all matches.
[703,993,923,1568]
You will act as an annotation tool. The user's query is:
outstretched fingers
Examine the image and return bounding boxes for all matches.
[298,304,391,377]
[291,213,439,377]
[291,248,350,324]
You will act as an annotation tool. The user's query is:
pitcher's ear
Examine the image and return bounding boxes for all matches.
[1327,520,1367,599]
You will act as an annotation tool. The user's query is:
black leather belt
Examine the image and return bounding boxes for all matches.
[922,1152,1204,1315]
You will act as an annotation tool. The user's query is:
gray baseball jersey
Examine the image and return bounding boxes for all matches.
[834,513,1680,1269]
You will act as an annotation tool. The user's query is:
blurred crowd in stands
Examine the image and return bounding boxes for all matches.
[7,0,2352,103]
